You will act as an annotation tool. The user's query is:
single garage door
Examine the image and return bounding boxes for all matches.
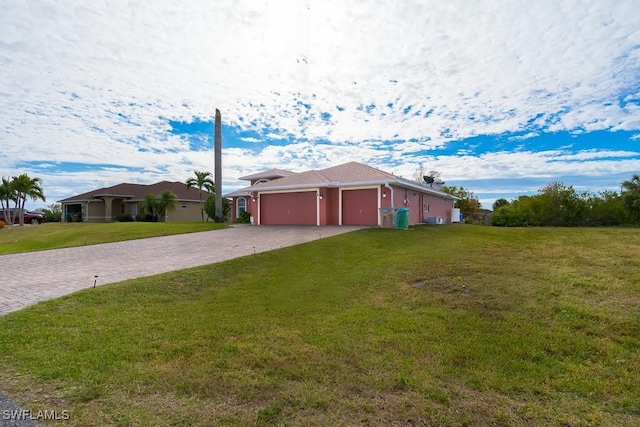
[260,192,317,225]
[342,188,378,225]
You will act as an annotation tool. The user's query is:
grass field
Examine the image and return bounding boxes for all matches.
[0,222,227,254]
[0,225,639,426]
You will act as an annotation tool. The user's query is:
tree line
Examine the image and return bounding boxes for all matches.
[418,164,640,227]
[491,175,640,227]
[0,174,46,225]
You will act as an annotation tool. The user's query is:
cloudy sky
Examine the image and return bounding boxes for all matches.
[2,0,639,210]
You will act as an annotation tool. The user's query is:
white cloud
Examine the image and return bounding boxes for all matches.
[1,0,639,205]
[239,137,261,143]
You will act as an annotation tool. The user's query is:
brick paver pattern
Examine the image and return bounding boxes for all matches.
[0,225,363,316]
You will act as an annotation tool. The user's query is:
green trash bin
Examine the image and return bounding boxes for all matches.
[395,207,410,229]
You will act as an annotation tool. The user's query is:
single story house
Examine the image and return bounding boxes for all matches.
[58,181,211,222]
[225,162,459,226]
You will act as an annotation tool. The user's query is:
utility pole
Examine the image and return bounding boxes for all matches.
[214,108,223,222]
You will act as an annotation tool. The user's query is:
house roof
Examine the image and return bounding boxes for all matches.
[226,162,458,199]
[238,168,296,181]
[59,181,210,203]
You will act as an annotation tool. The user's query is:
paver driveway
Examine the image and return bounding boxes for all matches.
[0,225,363,316]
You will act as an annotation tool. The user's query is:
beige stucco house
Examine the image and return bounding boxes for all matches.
[58,181,211,222]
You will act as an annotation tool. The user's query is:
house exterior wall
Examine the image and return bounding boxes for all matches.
[396,188,423,224]
[166,201,203,221]
[388,185,455,224]
[64,200,204,222]
[425,195,456,223]
[111,199,124,221]
[230,183,455,226]
[249,195,259,224]
[318,189,327,226]
[380,184,393,208]
[87,201,105,222]
[325,188,340,225]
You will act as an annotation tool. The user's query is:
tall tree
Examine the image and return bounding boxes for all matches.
[621,174,640,223]
[11,174,46,225]
[442,185,482,219]
[537,182,586,226]
[186,171,214,221]
[492,198,509,210]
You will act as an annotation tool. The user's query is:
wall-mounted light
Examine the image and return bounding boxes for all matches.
[318,194,324,200]
[382,191,387,198]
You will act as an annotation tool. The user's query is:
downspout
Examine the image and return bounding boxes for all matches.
[384,183,394,208]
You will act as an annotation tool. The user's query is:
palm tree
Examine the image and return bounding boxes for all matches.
[0,177,16,225]
[11,174,46,225]
[156,190,177,222]
[186,171,215,221]
[621,174,640,223]
[139,194,159,221]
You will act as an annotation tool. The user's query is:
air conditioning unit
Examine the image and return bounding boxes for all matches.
[425,216,444,224]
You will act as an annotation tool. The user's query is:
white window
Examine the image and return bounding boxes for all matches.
[131,204,138,217]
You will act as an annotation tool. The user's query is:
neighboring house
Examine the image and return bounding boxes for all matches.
[225,162,459,226]
[58,181,211,222]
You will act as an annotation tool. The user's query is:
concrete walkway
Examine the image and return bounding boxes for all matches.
[0,225,363,316]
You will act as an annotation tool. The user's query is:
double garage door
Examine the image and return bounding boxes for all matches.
[259,188,379,226]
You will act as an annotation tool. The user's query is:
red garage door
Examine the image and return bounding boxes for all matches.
[342,188,378,225]
[260,192,317,225]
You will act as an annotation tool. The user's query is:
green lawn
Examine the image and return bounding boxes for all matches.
[0,226,639,426]
[0,222,227,254]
